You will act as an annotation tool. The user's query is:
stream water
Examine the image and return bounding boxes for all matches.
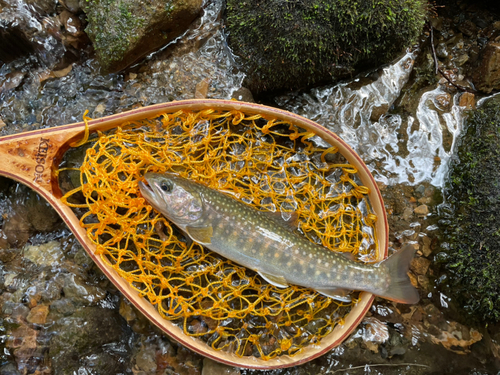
[0,0,499,374]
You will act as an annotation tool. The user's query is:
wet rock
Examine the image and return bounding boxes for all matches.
[202,358,240,375]
[5,322,38,373]
[48,306,131,374]
[0,363,21,375]
[226,0,427,93]
[351,317,390,353]
[59,0,82,14]
[135,343,157,373]
[2,184,60,247]
[421,236,433,257]
[2,302,29,320]
[48,298,76,318]
[3,273,30,297]
[3,212,31,248]
[472,42,500,93]
[0,230,17,263]
[0,0,64,65]
[434,93,452,111]
[61,273,106,305]
[23,240,63,267]
[370,103,390,122]
[0,72,25,94]
[82,0,203,72]
[231,87,254,103]
[26,305,49,325]
[119,298,151,334]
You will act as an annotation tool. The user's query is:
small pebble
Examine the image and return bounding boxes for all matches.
[414,204,429,216]
[27,305,49,325]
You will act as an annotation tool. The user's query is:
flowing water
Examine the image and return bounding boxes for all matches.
[0,0,499,374]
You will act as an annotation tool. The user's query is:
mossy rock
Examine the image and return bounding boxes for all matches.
[444,96,500,322]
[225,0,427,94]
[48,306,131,373]
[82,0,202,72]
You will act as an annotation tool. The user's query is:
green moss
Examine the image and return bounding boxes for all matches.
[226,0,428,93]
[444,96,500,322]
[82,0,152,70]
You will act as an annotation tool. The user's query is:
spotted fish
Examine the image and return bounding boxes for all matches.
[139,172,419,304]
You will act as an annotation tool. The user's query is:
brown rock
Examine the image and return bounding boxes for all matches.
[6,323,38,369]
[370,103,389,122]
[421,236,433,257]
[417,275,431,291]
[402,207,413,221]
[473,42,500,93]
[195,78,210,99]
[0,71,25,93]
[434,93,452,111]
[27,305,49,324]
[418,197,432,205]
[414,204,429,216]
[408,271,418,288]
[459,92,475,109]
[410,257,431,276]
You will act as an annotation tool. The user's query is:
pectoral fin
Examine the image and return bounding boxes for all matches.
[315,287,352,302]
[186,225,213,245]
[258,272,289,288]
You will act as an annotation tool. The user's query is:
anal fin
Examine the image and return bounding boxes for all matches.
[316,287,352,302]
[258,272,289,288]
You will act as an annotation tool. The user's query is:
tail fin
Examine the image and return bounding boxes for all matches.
[377,244,419,304]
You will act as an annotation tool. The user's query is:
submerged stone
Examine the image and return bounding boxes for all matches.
[48,307,131,374]
[225,0,427,94]
[444,95,500,321]
[82,0,203,72]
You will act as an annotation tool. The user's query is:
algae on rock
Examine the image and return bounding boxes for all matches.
[226,0,427,94]
[444,96,500,322]
[82,0,202,72]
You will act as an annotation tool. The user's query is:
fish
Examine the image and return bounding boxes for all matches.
[138,172,419,304]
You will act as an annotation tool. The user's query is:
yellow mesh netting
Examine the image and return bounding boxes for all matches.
[60,108,378,360]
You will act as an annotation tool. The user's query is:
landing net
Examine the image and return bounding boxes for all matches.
[60,108,378,360]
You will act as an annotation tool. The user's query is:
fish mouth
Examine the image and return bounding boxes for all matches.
[138,179,154,200]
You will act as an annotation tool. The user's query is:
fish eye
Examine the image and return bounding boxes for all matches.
[160,181,172,192]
